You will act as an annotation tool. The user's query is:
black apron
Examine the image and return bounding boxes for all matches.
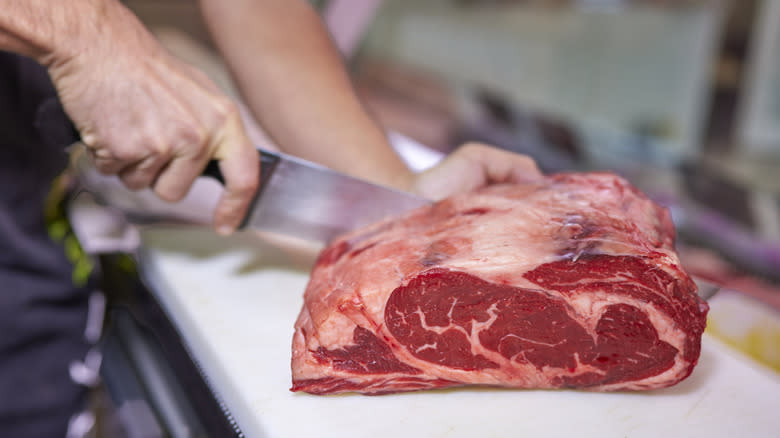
[0,51,90,437]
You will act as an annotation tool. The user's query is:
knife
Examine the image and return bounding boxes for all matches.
[203,148,430,245]
[204,150,721,301]
[692,276,720,301]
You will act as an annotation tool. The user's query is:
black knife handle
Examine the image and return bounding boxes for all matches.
[202,149,279,185]
[202,148,281,229]
[201,159,225,184]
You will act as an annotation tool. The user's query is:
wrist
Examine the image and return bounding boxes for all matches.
[36,0,117,69]
[29,0,145,72]
[0,0,113,67]
[41,0,166,89]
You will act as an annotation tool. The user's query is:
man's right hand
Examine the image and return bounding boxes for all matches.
[41,0,258,235]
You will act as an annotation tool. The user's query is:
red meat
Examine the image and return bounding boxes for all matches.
[291,172,709,395]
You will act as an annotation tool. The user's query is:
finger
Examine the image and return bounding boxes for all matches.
[210,124,259,235]
[459,143,542,184]
[412,143,543,200]
[118,154,167,191]
[89,147,126,175]
[412,154,484,200]
[151,148,208,203]
[86,132,162,177]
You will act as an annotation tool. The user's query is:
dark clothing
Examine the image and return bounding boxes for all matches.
[0,51,89,436]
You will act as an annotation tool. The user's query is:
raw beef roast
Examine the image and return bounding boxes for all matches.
[291,172,709,394]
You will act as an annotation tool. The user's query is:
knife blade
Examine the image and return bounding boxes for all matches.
[692,276,720,301]
[203,148,431,245]
[203,150,728,301]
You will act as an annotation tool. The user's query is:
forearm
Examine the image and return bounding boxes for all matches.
[0,0,109,65]
[199,0,413,190]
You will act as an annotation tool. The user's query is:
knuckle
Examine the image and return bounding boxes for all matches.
[459,142,490,156]
[515,154,539,170]
[90,146,112,160]
[214,98,239,124]
[80,133,99,148]
[110,142,143,162]
[133,157,161,175]
[152,140,172,158]
[224,100,240,119]
[177,122,208,151]
[113,132,169,163]
[232,172,259,197]
[137,133,171,157]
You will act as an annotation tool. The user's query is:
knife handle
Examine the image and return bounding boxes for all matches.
[201,159,225,184]
[202,148,281,229]
[202,149,280,186]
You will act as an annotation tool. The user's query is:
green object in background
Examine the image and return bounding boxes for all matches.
[44,171,94,287]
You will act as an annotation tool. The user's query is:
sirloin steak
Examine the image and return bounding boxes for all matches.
[291,172,708,395]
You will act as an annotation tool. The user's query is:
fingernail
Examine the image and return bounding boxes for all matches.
[217,225,234,236]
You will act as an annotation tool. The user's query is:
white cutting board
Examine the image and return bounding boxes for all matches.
[137,226,780,438]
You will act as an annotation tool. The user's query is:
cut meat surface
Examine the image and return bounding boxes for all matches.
[291,172,709,395]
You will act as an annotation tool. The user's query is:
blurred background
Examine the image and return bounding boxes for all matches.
[120,0,779,371]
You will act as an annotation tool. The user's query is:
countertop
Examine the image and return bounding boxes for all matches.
[136,226,780,438]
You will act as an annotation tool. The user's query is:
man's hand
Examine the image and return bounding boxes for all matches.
[44,1,258,235]
[411,143,543,201]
